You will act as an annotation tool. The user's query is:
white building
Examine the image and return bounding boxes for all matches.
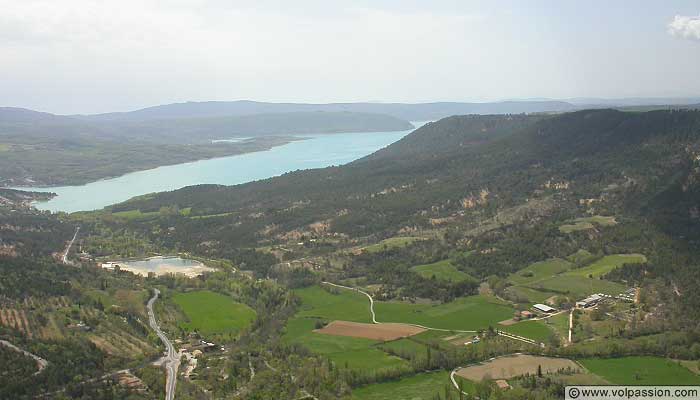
[576,293,604,308]
[532,303,556,313]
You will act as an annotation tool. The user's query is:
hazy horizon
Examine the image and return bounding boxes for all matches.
[2,0,700,114]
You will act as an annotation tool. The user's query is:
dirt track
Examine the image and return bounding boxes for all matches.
[315,320,425,341]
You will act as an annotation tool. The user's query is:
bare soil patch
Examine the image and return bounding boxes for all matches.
[315,320,426,341]
[456,354,580,380]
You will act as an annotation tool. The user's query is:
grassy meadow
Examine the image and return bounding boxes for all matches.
[294,285,372,323]
[363,237,422,253]
[566,254,647,278]
[411,259,473,282]
[350,371,470,400]
[374,295,513,331]
[580,357,700,385]
[508,258,573,285]
[172,290,256,336]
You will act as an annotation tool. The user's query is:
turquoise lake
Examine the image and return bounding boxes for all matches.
[18,125,421,213]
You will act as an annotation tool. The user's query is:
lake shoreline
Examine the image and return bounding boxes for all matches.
[3,135,302,189]
[10,124,424,213]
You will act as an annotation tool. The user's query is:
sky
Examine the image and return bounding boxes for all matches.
[1,0,700,114]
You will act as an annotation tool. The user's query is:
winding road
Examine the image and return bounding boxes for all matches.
[321,281,541,344]
[0,339,48,375]
[321,281,545,395]
[147,289,180,400]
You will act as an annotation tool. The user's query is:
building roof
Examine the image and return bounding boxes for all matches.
[533,303,556,312]
[578,293,605,305]
[495,380,511,389]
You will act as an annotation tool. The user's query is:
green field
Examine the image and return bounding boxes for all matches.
[112,209,160,220]
[285,286,407,371]
[172,290,257,336]
[567,249,598,265]
[546,311,571,339]
[505,285,558,304]
[350,371,469,400]
[363,237,422,253]
[528,275,626,299]
[559,221,595,233]
[508,258,573,285]
[566,254,647,278]
[580,357,700,385]
[411,259,473,282]
[282,317,405,370]
[502,320,553,342]
[294,285,372,323]
[512,254,644,300]
[560,216,617,233]
[113,208,192,220]
[375,295,514,331]
[379,337,429,360]
[581,216,617,226]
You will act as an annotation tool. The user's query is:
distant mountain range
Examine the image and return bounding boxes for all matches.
[0,108,413,142]
[72,100,580,122]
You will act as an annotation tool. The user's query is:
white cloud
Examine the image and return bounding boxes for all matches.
[668,14,700,40]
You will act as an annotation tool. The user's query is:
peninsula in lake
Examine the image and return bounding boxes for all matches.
[0,107,413,186]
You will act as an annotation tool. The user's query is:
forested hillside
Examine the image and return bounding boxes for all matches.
[0,108,411,186]
[109,109,700,243]
[100,109,700,322]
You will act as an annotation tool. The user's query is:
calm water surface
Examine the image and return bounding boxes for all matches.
[18,126,421,212]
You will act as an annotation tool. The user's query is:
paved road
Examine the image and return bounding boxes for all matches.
[62,226,80,264]
[147,289,179,400]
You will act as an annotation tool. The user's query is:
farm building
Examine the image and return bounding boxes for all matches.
[532,304,556,313]
[576,293,604,308]
[521,310,534,319]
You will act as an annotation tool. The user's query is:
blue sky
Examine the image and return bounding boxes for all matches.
[1,0,699,114]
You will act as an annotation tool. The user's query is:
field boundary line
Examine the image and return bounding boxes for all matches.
[321,281,478,333]
[320,282,552,346]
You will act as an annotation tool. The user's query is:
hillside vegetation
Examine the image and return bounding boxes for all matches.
[0,108,412,186]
